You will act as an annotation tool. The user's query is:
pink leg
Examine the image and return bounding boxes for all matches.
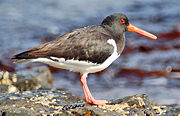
[80,73,108,105]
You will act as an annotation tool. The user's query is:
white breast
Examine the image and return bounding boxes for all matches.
[32,39,120,74]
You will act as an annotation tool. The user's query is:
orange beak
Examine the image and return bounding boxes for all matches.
[127,24,157,39]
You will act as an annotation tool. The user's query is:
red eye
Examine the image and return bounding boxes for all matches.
[120,19,125,23]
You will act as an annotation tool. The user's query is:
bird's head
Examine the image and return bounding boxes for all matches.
[101,13,157,39]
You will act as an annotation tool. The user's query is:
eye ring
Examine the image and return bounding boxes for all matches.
[120,19,125,24]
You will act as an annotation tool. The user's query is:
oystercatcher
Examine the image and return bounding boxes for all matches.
[12,13,157,105]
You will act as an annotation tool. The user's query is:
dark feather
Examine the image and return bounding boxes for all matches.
[12,26,116,64]
[11,51,37,63]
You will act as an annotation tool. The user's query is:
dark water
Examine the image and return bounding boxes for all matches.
[0,0,180,105]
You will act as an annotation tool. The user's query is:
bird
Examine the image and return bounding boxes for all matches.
[12,13,157,105]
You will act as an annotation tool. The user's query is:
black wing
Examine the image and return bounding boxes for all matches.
[12,26,114,64]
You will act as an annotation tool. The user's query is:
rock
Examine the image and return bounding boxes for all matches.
[72,94,179,116]
[15,66,53,91]
[0,90,85,116]
[0,85,18,93]
[0,66,53,93]
[0,91,179,116]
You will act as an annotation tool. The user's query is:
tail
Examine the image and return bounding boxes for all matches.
[11,51,38,64]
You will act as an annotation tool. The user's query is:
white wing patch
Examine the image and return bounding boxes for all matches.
[107,39,118,54]
[32,39,120,74]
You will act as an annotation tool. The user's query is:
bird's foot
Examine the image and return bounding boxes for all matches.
[86,99,108,105]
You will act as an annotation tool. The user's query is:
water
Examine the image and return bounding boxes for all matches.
[0,0,180,105]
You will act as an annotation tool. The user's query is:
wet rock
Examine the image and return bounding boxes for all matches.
[109,94,151,106]
[15,66,53,91]
[105,94,154,115]
[0,66,53,93]
[0,91,178,116]
[0,90,85,116]
[0,85,18,93]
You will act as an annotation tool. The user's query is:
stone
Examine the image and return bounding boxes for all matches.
[0,90,179,116]
[0,85,18,93]
[0,66,53,93]
[0,90,85,116]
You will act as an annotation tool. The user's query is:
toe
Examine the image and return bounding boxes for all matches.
[87,100,108,105]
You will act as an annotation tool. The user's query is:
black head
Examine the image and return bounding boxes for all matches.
[101,13,130,33]
[101,13,157,40]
